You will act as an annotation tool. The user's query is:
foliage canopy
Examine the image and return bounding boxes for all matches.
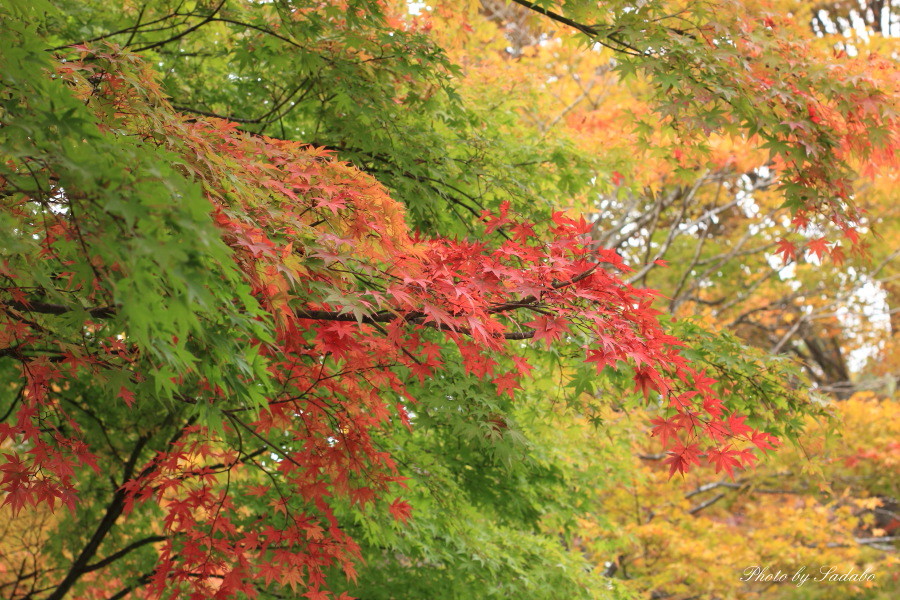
[1,1,898,599]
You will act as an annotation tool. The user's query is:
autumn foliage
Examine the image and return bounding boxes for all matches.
[1,1,898,599]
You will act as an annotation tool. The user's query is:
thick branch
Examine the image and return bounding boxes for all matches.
[83,536,167,574]
[43,435,152,600]
[3,262,604,342]
[3,300,115,318]
[510,0,693,54]
[510,0,599,37]
[42,420,193,600]
[294,309,536,340]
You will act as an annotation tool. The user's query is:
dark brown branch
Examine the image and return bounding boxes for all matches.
[83,536,167,574]
[171,76,314,126]
[43,435,152,600]
[172,106,269,125]
[511,0,599,37]
[4,294,538,339]
[509,0,646,56]
[48,7,187,52]
[3,300,115,318]
[42,419,193,600]
[133,0,227,53]
[1,268,611,342]
[293,308,536,340]
[105,572,154,600]
[190,15,306,51]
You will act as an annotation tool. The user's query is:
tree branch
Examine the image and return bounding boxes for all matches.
[132,0,227,53]
[688,492,726,515]
[3,300,115,319]
[511,0,599,37]
[43,435,152,600]
[83,536,167,574]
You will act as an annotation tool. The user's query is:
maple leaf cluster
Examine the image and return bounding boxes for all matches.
[0,44,785,598]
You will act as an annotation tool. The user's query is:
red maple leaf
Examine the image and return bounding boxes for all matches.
[670,390,699,410]
[726,413,753,437]
[663,442,702,477]
[649,416,680,448]
[775,238,796,262]
[281,567,305,592]
[807,237,829,261]
[706,419,730,442]
[830,244,845,266]
[738,447,759,467]
[118,386,136,408]
[526,315,568,347]
[707,445,742,479]
[388,498,413,523]
[511,355,533,377]
[749,430,779,453]
[257,561,281,587]
[315,193,349,214]
[492,372,521,399]
[585,348,612,372]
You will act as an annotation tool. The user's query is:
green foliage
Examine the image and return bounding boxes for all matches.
[1,14,272,413]
[1,2,896,600]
